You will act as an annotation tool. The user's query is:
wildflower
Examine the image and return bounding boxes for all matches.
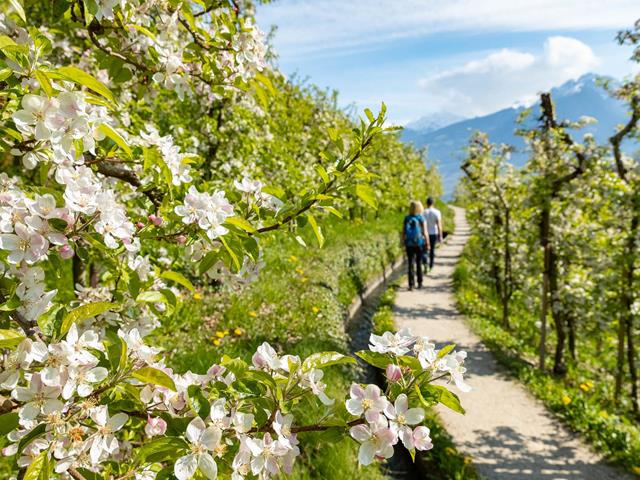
[234,328,242,336]
[312,306,320,314]
[249,311,258,318]
[193,292,203,301]
[562,395,572,405]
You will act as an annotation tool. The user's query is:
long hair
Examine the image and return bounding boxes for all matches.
[409,200,424,216]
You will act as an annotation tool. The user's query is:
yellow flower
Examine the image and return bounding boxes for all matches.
[562,395,572,405]
[249,311,258,318]
[215,331,225,338]
[234,328,242,336]
[599,410,609,419]
[300,277,308,283]
[223,329,230,336]
[213,339,221,346]
[289,255,298,262]
[193,292,203,300]
[464,457,473,465]
[632,466,640,475]
[445,447,456,455]
[295,267,304,275]
[312,306,320,314]
[579,383,590,392]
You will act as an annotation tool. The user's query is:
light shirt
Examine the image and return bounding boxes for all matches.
[423,207,442,235]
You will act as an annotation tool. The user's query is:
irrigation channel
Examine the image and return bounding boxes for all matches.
[345,259,427,479]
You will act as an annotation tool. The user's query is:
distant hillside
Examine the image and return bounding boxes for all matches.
[402,74,634,197]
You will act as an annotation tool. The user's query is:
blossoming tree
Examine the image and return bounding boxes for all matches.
[0,1,471,479]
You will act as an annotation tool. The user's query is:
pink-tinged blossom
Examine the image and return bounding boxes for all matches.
[12,94,52,141]
[246,432,290,477]
[349,418,398,466]
[0,222,48,264]
[384,394,426,450]
[414,336,437,369]
[410,426,433,451]
[346,384,388,422]
[174,417,221,480]
[145,416,167,437]
[369,327,415,355]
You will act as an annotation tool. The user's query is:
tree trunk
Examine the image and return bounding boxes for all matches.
[502,208,512,330]
[625,213,638,415]
[539,205,550,370]
[567,313,577,361]
[549,246,567,376]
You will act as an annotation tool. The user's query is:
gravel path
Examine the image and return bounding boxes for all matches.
[393,206,631,480]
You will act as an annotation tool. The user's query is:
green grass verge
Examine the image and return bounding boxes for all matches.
[153,211,408,480]
[453,240,640,475]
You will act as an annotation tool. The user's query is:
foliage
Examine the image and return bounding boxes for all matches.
[455,234,640,472]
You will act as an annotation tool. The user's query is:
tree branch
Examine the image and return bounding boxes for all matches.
[609,95,640,182]
[94,160,163,208]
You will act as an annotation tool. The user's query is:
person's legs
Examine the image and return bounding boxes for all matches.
[429,234,437,270]
[415,247,423,287]
[407,247,415,289]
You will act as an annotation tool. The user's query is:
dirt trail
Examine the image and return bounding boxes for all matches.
[393,207,631,480]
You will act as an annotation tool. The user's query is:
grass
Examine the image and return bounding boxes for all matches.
[453,237,640,475]
[153,211,407,480]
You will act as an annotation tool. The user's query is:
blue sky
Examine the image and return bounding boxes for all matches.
[256,0,640,124]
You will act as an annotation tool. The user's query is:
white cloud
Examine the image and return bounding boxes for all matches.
[417,36,600,116]
[257,0,640,58]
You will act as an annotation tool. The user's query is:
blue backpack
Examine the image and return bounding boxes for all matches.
[404,215,424,247]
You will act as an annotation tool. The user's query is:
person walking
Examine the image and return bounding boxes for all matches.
[422,197,443,272]
[402,200,429,290]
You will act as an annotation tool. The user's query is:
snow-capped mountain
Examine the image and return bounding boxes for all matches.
[402,74,633,197]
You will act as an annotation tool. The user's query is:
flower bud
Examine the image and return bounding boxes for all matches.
[386,364,402,383]
[148,214,163,226]
[176,235,187,244]
[145,416,167,437]
[136,222,145,229]
[58,244,74,260]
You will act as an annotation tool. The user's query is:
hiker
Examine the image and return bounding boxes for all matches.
[402,200,429,290]
[422,197,443,271]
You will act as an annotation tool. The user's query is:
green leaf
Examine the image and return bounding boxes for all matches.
[420,384,465,414]
[57,66,114,102]
[160,271,195,292]
[24,450,48,480]
[315,164,330,184]
[98,123,132,157]
[437,344,456,359]
[307,214,324,248]
[320,206,343,219]
[136,291,167,304]
[303,351,356,371]
[0,412,19,435]
[187,385,210,419]
[34,70,54,97]
[397,355,422,372]
[220,236,240,272]
[355,184,377,208]
[198,251,219,275]
[135,436,187,465]
[355,350,391,369]
[18,423,46,455]
[0,329,25,349]
[8,0,26,22]
[61,302,115,335]
[132,367,177,392]
[364,108,375,123]
[0,35,17,49]
[225,216,257,233]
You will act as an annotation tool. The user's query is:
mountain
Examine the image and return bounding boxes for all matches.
[404,112,466,136]
[402,74,632,198]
